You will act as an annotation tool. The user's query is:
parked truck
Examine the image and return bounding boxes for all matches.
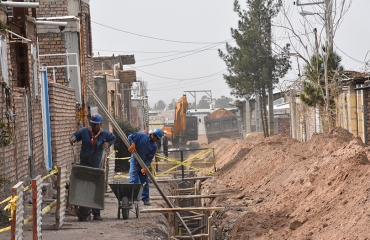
[204,108,241,144]
[162,94,198,148]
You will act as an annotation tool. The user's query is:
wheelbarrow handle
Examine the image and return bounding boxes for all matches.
[71,142,77,165]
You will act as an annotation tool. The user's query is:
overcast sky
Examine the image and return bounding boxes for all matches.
[90,0,370,108]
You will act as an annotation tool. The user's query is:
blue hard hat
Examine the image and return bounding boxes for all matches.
[90,113,102,124]
[153,128,163,139]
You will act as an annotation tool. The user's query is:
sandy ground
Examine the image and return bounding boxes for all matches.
[199,127,370,239]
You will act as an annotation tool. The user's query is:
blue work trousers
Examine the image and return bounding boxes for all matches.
[129,160,150,202]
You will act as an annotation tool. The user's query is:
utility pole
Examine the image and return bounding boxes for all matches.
[184,90,212,110]
[297,0,333,132]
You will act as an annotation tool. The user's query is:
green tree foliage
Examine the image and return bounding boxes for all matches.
[214,96,233,108]
[300,48,344,131]
[300,48,344,107]
[113,120,139,172]
[219,0,291,136]
[197,96,211,109]
[188,102,196,109]
[153,100,166,110]
[167,98,176,110]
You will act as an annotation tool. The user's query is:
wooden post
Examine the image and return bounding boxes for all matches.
[105,155,115,192]
[11,182,24,240]
[32,175,42,240]
[56,167,67,229]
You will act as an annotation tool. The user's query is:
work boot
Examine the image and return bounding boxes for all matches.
[93,215,103,220]
[143,200,150,206]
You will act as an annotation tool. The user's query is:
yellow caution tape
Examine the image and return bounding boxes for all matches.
[1,166,59,206]
[4,195,18,221]
[153,148,216,177]
[107,156,131,160]
[23,200,57,225]
[0,226,10,233]
[0,196,11,205]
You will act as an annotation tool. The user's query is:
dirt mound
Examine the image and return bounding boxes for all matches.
[201,127,370,239]
[206,108,235,119]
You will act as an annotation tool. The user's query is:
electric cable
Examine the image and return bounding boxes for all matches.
[92,20,229,45]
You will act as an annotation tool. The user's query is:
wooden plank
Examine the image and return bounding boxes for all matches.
[150,193,231,200]
[156,176,212,182]
[172,234,209,239]
[140,207,224,213]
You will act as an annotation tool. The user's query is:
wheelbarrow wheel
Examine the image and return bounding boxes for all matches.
[135,202,139,218]
[75,206,91,221]
[122,197,129,219]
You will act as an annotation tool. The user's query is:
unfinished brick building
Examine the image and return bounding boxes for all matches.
[0,0,96,198]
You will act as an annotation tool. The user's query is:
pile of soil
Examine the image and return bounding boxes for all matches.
[206,108,235,119]
[200,127,370,239]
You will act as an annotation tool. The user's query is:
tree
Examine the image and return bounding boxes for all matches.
[300,48,344,131]
[153,100,166,110]
[219,0,291,137]
[167,98,176,110]
[114,120,139,172]
[197,96,211,109]
[276,0,352,133]
[188,101,196,109]
[214,96,233,108]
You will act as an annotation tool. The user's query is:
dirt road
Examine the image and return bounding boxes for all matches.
[0,186,169,240]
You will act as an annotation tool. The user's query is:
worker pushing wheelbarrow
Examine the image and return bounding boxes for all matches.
[68,113,116,221]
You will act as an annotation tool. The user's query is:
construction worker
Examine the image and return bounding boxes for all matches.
[69,113,116,220]
[128,128,163,206]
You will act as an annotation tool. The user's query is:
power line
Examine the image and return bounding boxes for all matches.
[127,65,227,81]
[333,42,365,64]
[149,77,223,91]
[129,39,231,68]
[149,74,224,89]
[91,20,230,45]
[93,47,231,54]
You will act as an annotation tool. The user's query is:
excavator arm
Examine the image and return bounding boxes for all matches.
[162,94,188,147]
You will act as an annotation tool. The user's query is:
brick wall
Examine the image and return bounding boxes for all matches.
[0,14,46,198]
[37,0,69,84]
[48,83,77,168]
[278,117,291,137]
[363,87,370,143]
[81,1,95,105]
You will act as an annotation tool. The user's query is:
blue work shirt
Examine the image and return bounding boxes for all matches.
[71,127,116,168]
[128,132,157,166]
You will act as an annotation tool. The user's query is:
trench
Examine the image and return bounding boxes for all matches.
[149,147,218,240]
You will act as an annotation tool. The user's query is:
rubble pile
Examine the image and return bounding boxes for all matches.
[206,108,236,119]
[200,128,370,239]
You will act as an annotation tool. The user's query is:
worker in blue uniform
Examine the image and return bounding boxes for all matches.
[128,128,163,206]
[70,113,116,220]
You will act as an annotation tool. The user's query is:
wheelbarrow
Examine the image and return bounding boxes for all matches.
[109,183,143,219]
[69,165,105,221]
[68,143,106,221]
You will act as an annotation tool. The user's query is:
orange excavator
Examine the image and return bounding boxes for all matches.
[162,94,198,148]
